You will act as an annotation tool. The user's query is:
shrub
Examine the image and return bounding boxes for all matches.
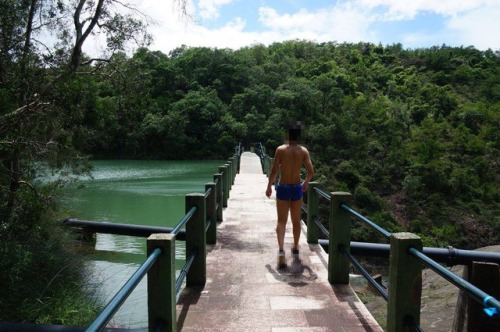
[0,186,100,325]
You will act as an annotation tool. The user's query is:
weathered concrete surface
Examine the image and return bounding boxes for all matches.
[177,152,383,331]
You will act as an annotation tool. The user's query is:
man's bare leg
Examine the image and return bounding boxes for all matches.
[276,199,290,251]
[290,199,302,251]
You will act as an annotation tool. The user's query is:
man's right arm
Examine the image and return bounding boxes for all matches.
[266,148,281,197]
[301,148,314,192]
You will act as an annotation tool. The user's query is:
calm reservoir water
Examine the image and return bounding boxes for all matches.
[62,160,223,328]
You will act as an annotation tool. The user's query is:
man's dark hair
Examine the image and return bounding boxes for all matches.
[287,121,304,142]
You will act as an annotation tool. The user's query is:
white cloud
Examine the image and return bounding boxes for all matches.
[401,32,442,48]
[258,4,374,44]
[149,14,257,52]
[357,0,496,20]
[397,1,500,50]
[198,0,234,20]
[445,3,500,49]
[85,0,498,55]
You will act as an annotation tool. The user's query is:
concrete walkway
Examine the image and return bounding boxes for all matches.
[176,152,383,331]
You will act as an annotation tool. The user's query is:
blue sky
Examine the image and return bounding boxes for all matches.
[134,0,500,54]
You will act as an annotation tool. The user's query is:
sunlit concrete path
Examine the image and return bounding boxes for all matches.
[176,151,383,331]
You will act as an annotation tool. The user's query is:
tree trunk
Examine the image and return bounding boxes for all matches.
[6,0,38,220]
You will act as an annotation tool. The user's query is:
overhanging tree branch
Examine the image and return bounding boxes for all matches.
[71,0,105,72]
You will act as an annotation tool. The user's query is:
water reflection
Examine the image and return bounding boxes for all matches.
[88,260,149,328]
[96,234,144,254]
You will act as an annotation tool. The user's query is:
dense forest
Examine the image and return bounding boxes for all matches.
[58,42,499,249]
[0,0,498,324]
[4,39,499,247]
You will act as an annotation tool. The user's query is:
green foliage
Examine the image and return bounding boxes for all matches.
[0,0,161,324]
[2,25,499,322]
[0,185,100,324]
[354,186,384,212]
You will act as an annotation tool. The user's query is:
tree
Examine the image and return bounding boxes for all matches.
[0,0,155,222]
[0,0,190,322]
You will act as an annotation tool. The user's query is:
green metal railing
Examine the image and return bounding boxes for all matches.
[87,248,163,331]
[38,145,241,332]
[84,148,241,332]
[408,247,500,316]
[171,206,197,235]
[302,181,499,332]
[252,142,267,173]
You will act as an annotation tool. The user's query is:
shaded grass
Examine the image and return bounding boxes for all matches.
[0,187,102,326]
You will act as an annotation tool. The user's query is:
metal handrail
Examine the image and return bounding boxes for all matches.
[310,187,391,239]
[171,206,197,235]
[64,218,186,239]
[341,204,392,239]
[305,183,499,330]
[313,186,331,201]
[253,142,267,172]
[331,218,500,314]
[176,249,197,299]
[206,218,212,232]
[408,247,500,313]
[316,240,500,265]
[340,245,388,301]
[86,247,162,332]
[405,317,424,332]
[313,216,329,238]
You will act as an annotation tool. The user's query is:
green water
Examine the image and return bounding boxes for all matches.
[62,160,223,328]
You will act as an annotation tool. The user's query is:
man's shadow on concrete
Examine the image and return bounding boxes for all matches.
[265,258,318,286]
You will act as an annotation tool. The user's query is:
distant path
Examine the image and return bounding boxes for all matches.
[176,151,383,331]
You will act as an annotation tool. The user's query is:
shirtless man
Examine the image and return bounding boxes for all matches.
[265,122,314,268]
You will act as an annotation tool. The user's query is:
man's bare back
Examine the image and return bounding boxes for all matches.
[275,144,311,184]
[266,143,314,197]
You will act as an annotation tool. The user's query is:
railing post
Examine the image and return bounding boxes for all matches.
[233,156,237,180]
[213,173,223,222]
[219,165,229,207]
[227,161,232,191]
[235,154,239,175]
[465,262,500,331]
[387,232,422,332]
[226,162,233,192]
[147,234,176,332]
[329,192,352,284]
[185,193,206,286]
[306,182,320,244]
[205,182,217,245]
[266,157,273,177]
[229,156,236,184]
[235,152,241,173]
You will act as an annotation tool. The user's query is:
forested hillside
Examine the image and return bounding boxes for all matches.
[70,41,498,248]
[2,39,499,251]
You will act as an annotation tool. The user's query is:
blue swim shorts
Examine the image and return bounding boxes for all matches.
[276,183,303,201]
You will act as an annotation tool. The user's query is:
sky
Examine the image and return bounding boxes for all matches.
[133,0,500,54]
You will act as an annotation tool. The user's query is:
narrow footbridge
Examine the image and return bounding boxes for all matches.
[2,146,499,332]
[175,151,382,331]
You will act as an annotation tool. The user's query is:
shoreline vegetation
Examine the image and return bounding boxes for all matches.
[2,39,498,325]
[0,204,102,325]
